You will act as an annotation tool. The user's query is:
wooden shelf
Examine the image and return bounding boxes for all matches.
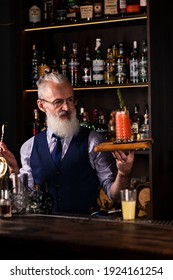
[24,14,147,32]
[24,83,148,93]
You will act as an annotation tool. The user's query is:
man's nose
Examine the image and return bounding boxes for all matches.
[61,101,69,110]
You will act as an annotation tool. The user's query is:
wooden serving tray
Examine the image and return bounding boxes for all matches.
[94,138,153,152]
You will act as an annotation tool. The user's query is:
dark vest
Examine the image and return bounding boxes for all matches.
[30,128,100,214]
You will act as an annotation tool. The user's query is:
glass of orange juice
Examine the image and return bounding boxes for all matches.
[121,189,136,221]
[115,110,132,142]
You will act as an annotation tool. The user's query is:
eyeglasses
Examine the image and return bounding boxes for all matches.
[39,96,77,108]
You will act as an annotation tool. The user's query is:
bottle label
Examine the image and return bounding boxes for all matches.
[80,6,93,19]
[115,61,126,77]
[60,58,67,76]
[92,59,104,71]
[60,58,67,67]
[139,60,148,82]
[104,0,118,15]
[129,60,139,83]
[31,62,38,88]
[44,0,54,23]
[68,61,81,86]
[82,67,92,83]
[140,0,147,7]
[92,59,104,81]
[104,65,115,84]
[29,5,41,23]
[68,61,80,68]
[119,0,127,10]
[131,122,139,134]
[66,0,80,19]
[126,4,140,14]
[56,9,67,22]
[93,2,102,17]
[93,73,104,81]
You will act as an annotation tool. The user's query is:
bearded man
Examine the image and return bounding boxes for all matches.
[0,73,134,215]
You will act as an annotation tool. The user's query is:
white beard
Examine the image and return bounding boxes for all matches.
[46,109,80,138]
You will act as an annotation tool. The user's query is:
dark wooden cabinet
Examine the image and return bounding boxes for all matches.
[2,0,173,219]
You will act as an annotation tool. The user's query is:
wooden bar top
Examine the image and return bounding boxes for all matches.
[1,214,173,260]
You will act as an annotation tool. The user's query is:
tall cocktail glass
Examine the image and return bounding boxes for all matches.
[115,110,132,142]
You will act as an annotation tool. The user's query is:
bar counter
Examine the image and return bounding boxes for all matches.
[1,213,173,260]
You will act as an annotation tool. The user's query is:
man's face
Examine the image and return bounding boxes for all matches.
[38,81,75,118]
[37,81,79,137]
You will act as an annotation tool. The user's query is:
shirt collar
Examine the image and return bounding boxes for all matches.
[47,127,73,143]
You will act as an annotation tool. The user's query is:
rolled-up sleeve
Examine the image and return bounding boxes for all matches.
[88,130,117,199]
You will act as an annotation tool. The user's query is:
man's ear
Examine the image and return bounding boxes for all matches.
[37,99,46,113]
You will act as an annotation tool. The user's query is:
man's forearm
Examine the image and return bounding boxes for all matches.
[110,171,130,201]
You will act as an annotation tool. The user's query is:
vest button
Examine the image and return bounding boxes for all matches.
[56,184,61,188]
[57,170,61,175]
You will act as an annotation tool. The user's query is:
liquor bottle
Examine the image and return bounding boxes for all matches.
[59,42,68,77]
[92,38,104,85]
[140,0,147,14]
[105,111,116,141]
[37,49,50,78]
[50,57,58,74]
[43,0,54,24]
[139,39,148,82]
[91,108,98,130]
[111,44,117,78]
[41,116,47,131]
[80,0,93,20]
[104,48,115,85]
[78,107,85,122]
[126,0,140,14]
[66,0,80,22]
[104,0,119,18]
[81,46,92,85]
[92,108,106,133]
[139,104,149,139]
[68,42,81,86]
[115,42,127,84]
[93,0,103,18]
[56,0,67,23]
[130,103,143,140]
[129,40,139,83]
[0,189,12,218]
[31,44,38,88]
[29,1,42,26]
[0,173,12,218]
[32,109,41,136]
[112,44,118,61]
[94,111,108,137]
[79,108,92,129]
[119,0,127,16]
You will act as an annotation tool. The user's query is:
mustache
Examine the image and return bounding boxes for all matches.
[58,111,70,117]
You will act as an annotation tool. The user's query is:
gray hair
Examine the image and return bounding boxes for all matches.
[37,72,71,99]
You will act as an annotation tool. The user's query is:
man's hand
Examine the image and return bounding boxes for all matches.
[112,150,135,176]
[0,142,19,174]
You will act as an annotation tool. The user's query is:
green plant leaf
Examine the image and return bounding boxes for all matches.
[117,88,125,111]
